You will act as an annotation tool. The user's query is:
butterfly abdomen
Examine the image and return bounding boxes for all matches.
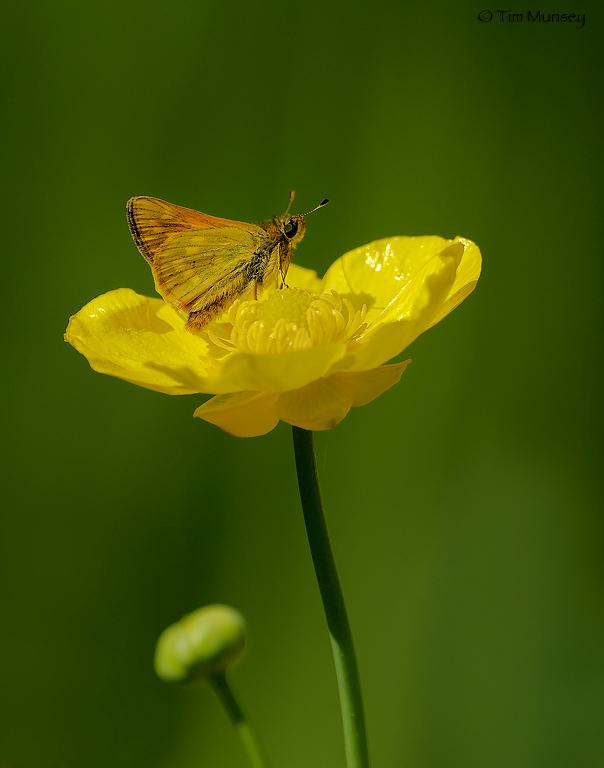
[185,270,250,332]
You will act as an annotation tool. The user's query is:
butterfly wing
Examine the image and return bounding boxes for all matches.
[127,196,268,330]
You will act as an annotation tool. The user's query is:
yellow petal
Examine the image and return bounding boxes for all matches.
[330,360,411,406]
[194,391,280,437]
[374,241,464,325]
[196,363,409,436]
[318,255,349,294]
[65,288,215,394]
[427,237,482,328]
[336,243,461,372]
[285,263,323,292]
[278,362,410,430]
[276,378,353,430]
[214,342,347,394]
[321,235,458,310]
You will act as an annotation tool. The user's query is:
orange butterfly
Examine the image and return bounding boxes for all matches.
[127,193,328,332]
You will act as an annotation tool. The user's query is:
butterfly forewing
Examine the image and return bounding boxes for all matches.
[127,196,268,327]
[127,196,257,260]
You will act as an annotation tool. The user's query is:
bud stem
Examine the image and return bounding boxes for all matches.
[292,427,370,768]
[211,673,270,768]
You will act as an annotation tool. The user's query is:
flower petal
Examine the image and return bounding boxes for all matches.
[277,361,411,430]
[214,342,347,394]
[320,234,481,335]
[330,361,411,406]
[335,243,462,371]
[321,235,458,309]
[194,392,280,437]
[285,263,323,292]
[276,378,353,431]
[65,288,214,394]
[373,241,464,325]
[427,236,482,328]
[194,363,410,436]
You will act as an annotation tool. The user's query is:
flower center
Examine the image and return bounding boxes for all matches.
[207,288,366,355]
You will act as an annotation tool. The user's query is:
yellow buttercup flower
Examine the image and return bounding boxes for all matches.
[65,236,481,436]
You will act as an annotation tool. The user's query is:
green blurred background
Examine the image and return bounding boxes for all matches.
[2,1,602,766]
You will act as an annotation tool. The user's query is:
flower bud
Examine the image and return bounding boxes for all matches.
[154,604,246,684]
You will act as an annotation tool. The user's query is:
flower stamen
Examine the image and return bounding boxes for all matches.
[207,288,367,355]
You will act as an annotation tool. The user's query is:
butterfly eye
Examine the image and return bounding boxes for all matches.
[284,219,298,239]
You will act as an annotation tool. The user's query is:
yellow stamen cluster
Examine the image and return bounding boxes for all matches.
[208,289,367,355]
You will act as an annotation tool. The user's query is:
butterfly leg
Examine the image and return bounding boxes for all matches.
[279,242,292,289]
[279,264,289,290]
[253,281,258,300]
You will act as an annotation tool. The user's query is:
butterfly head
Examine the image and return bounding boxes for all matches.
[277,213,307,246]
[276,196,329,247]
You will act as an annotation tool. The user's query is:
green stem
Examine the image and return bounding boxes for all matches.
[292,427,370,768]
[211,673,269,768]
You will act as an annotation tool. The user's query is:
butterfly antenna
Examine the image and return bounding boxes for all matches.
[286,190,296,213]
[305,198,329,216]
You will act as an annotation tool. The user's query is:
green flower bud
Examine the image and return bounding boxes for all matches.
[154,604,246,684]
